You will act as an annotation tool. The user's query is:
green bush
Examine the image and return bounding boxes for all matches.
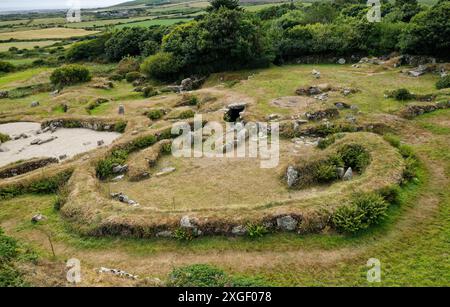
[398,144,415,159]
[0,61,15,73]
[231,276,268,287]
[332,193,388,234]
[114,121,127,133]
[125,71,143,83]
[140,52,182,80]
[168,264,229,287]
[246,224,268,238]
[314,162,338,183]
[317,135,336,149]
[0,228,18,264]
[50,64,91,87]
[436,75,450,90]
[0,133,10,143]
[173,228,194,241]
[116,56,140,76]
[338,144,370,172]
[178,110,195,119]
[143,86,158,98]
[95,149,128,180]
[392,88,414,101]
[146,109,164,120]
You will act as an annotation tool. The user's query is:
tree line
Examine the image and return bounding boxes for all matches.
[66,0,450,80]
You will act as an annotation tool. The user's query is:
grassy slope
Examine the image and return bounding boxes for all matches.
[0,61,448,285]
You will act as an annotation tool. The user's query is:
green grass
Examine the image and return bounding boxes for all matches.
[0,67,50,90]
[0,41,60,52]
[113,18,192,29]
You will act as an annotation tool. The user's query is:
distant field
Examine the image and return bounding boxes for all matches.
[66,16,156,29]
[0,40,59,52]
[113,18,191,28]
[0,28,99,41]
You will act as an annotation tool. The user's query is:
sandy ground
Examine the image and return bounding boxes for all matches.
[0,122,121,167]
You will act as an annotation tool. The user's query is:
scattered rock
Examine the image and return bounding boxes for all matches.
[313,93,328,101]
[59,154,67,160]
[112,175,124,181]
[112,164,128,174]
[180,78,193,91]
[0,91,9,99]
[338,58,346,65]
[276,215,298,231]
[231,225,247,236]
[118,105,125,115]
[305,108,339,121]
[111,192,139,206]
[97,140,105,146]
[286,165,299,188]
[343,167,353,181]
[180,216,198,229]
[31,214,46,223]
[408,65,427,77]
[334,102,350,110]
[98,267,138,280]
[267,114,280,121]
[312,69,321,79]
[30,136,57,145]
[156,231,173,238]
[337,167,345,179]
[30,101,40,107]
[155,167,176,177]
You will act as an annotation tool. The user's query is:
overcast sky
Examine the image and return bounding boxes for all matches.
[0,0,129,12]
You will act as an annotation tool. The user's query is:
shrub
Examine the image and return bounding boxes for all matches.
[0,133,10,143]
[0,61,15,73]
[114,121,127,133]
[378,185,401,205]
[125,71,143,83]
[392,88,414,101]
[146,109,164,120]
[116,57,140,76]
[314,162,338,183]
[332,193,388,234]
[168,264,229,287]
[317,134,343,149]
[398,144,415,159]
[231,276,268,287]
[109,73,124,81]
[140,52,182,81]
[143,86,158,98]
[178,110,195,119]
[173,228,194,241]
[246,224,268,238]
[436,75,450,90]
[0,228,18,264]
[65,35,110,62]
[50,65,91,87]
[338,144,370,172]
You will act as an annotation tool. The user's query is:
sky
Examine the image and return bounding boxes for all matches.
[0,0,129,12]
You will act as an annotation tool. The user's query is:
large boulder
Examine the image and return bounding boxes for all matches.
[286,165,299,188]
[343,167,353,181]
[276,215,298,231]
[181,78,194,91]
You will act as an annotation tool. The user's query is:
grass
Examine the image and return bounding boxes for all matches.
[0,40,60,52]
[0,67,51,90]
[0,28,99,41]
[113,18,192,29]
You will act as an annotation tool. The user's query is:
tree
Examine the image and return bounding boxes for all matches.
[399,1,450,56]
[207,0,241,12]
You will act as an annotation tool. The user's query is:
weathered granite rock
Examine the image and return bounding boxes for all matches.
[276,215,298,231]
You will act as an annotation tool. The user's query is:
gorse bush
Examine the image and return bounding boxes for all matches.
[125,71,143,83]
[332,192,388,234]
[143,86,158,98]
[0,61,15,73]
[391,88,414,101]
[0,133,10,143]
[50,65,91,87]
[314,163,338,183]
[338,144,371,172]
[178,110,195,119]
[146,109,164,120]
[436,75,450,90]
[140,52,182,80]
